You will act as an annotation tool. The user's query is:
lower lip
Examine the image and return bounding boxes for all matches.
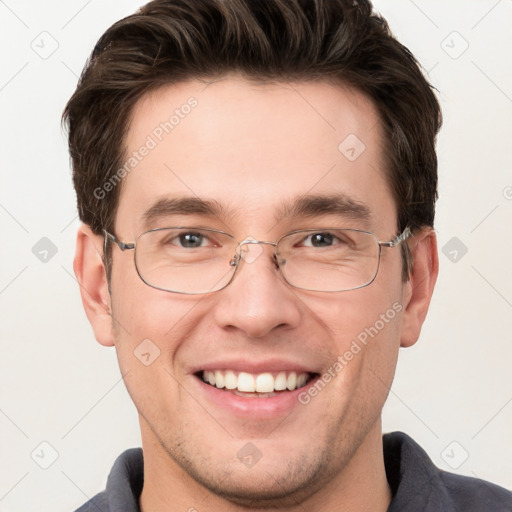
[193,376,318,419]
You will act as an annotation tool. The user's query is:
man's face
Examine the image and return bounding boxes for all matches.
[109,77,407,503]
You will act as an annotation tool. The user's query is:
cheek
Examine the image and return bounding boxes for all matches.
[109,259,202,378]
[314,293,403,442]
[307,279,402,344]
[109,287,205,424]
[301,276,404,401]
[110,253,196,339]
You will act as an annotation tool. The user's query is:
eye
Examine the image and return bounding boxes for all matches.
[176,232,208,248]
[159,231,212,249]
[153,228,231,253]
[302,232,339,248]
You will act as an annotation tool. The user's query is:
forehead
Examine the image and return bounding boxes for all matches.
[117,77,395,235]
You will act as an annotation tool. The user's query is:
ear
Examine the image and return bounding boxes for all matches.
[400,227,439,348]
[73,224,115,347]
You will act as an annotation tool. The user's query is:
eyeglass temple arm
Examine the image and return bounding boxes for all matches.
[379,226,412,248]
[103,230,135,251]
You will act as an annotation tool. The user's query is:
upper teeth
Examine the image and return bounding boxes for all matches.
[202,370,309,392]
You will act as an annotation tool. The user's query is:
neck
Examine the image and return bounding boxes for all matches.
[139,419,392,512]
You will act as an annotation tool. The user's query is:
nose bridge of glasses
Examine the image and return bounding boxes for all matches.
[232,238,278,266]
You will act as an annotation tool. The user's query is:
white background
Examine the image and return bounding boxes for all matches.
[1,1,511,510]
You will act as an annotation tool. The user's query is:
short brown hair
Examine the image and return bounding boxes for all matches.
[62,0,441,277]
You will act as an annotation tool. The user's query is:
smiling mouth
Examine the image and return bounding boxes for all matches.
[196,370,317,398]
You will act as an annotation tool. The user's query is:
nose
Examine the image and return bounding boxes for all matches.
[213,243,302,338]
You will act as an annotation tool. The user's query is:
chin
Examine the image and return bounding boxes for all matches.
[182,457,330,508]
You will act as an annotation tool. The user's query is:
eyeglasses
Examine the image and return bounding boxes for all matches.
[103,226,411,294]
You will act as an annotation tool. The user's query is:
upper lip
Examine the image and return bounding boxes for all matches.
[190,359,319,375]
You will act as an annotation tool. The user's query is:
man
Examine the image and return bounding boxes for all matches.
[62,0,512,510]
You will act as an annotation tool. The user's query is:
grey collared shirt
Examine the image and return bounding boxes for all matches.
[73,432,512,512]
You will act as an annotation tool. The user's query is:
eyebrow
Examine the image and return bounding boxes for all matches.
[276,194,371,223]
[142,197,228,228]
[141,193,371,228]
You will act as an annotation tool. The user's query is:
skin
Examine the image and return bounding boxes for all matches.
[74,76,438,512]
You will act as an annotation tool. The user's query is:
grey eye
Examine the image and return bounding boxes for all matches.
[178,232,204,248]
[305,233,335,247]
